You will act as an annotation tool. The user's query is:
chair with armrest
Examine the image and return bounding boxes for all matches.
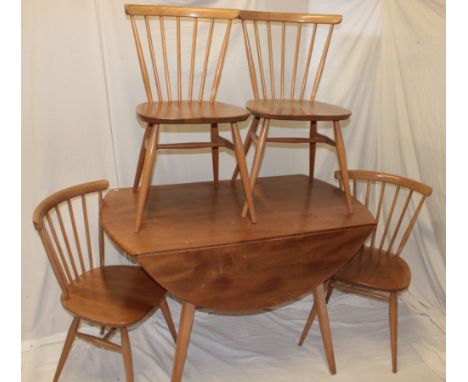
[33,180,178,381]
[298,170,432,373]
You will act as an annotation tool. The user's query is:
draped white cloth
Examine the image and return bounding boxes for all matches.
[22,0,445,380]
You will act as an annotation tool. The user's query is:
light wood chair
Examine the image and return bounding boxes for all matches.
[232,10,353,217]
[298,170,432,373]
[33,180,178,382]
[126,4,257,232]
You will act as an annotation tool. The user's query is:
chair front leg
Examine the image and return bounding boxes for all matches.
[231,122,257,223]
[389,292,398,373]
[332,120,353,214]
[53,317,80,382]
[120,327,134,382]
[242,119,270,217]
[231,116,260,182]
[133,126,152,193]
[134,124,160,232]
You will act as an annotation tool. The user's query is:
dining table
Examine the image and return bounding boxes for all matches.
[101,174,375,381]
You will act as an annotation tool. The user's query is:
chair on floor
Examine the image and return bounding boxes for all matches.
[298,170,432,373]
[232,10,353,217]
[126,4,256,232]
[33,180,178,382]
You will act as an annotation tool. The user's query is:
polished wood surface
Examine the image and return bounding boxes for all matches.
[245,100,351,121]
[33,181,177,382]
[298,170,432,373]
[136,101,250,125]
[102,175,374,313]
[127,5,256,230]
[239,10,342,24]
[62,266,166,327]
[102,175,374,257]
[125,4,239,20]
[333,247,411,292]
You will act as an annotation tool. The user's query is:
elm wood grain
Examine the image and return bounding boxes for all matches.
[33,181,177,382]
[239,10,342,24]
[245,100,351,121]
[333,247,411,292]
[139,224,372,313]
[298,170,432,373]
[101,175,374,257]
[127,5,255,230]
[136,101,250,125]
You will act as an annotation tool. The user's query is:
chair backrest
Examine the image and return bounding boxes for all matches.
[125,4,239,103]
[335,170,432,257]
[33,180,109,298]
[239,10,342,101]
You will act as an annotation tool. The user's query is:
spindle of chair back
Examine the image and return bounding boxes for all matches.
[125,4,239,103]
[33,180,109,299]
[335,170,432,257]
[239,10,342,102]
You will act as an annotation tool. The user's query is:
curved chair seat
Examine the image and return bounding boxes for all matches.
[136,101,250,124]
[62,265,166,327]
[334,247,411,292]
[246,100,352,121]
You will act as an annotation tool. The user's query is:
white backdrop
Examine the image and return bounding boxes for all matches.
[22,0,445,380]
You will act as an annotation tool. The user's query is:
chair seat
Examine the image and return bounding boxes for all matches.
[246,99,351,121]
[334,247,411,292]
[62,265,166,327]
[136,101,250,124]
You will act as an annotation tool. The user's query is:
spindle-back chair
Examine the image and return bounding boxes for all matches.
[232,10,353,217]
[298,170,432,373]
[125,4,256,231]
[33,180,177,382]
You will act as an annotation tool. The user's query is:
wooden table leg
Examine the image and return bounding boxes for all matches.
[298,280,333,346]
[133,125,151,193]
[171,302,195,382]
[333,120,353,214]
[160,297,178,344]
[134,124,160,232]
[231,122,257,223]
[313,283,337,375]
[242,119,270,217]
[211,123,219,187]
[231,117,260,182]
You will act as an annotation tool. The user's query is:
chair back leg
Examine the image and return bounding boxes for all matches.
[210,123,220,186]
[309,121,317,182]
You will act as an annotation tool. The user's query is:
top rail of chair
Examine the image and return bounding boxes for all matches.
[125,4,240,19]
[239,10,342,24]
[335,170,433,196]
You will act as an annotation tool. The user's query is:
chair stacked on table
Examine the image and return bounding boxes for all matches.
[32,4,432,380]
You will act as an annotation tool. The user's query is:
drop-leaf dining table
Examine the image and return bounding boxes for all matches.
[101,174,375,381]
